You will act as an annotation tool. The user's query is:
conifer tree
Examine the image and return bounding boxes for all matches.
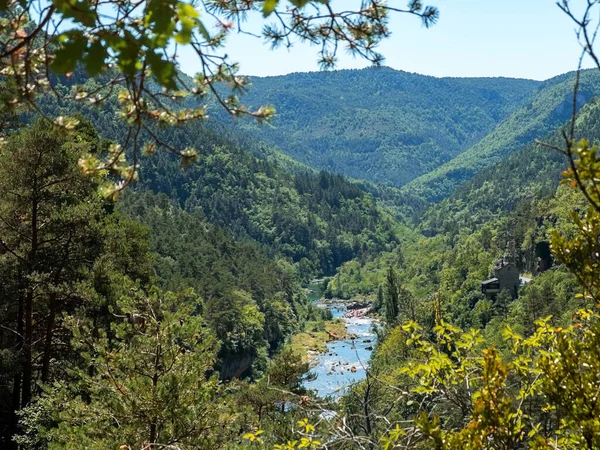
[385,267,400,324]
[374,284,384,313]
[18,285,234,450]
[0,119,104,445]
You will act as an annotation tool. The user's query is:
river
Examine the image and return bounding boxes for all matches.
[303,304,377,398]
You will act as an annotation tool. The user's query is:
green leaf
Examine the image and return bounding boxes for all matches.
[175,3,200,44]
[51,32,87,74]
[52,0,95,26]
[263,0,279,17]
[84,41,108,76]
[178,2,199,19]
[289,0,314,7]
[110,31,142,76]
[147,52,177,89]
[146,0,176,41]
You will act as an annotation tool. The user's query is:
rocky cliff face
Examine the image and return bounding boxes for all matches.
[219,353,256,380]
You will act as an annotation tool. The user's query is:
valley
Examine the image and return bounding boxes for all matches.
[1,65,593,446]
[3,2,600,446]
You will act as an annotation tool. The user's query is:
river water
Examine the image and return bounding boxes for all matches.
[303,305,377,398]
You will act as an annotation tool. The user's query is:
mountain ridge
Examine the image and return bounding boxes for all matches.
[229,66,541,188]
[402,69,600,204]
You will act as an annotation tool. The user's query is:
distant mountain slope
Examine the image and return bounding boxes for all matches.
[419,97,600,235]
[135,126,404,277]
[325,97,600,317]
[37,78,405,278]
[404,70,600,204]
[234,67,540,188]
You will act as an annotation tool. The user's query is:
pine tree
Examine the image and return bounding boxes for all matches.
[374,284,384,313]
[18,285,235,450]
[0,119,104,445]
[398,286,417,322]
[385,267,400,324]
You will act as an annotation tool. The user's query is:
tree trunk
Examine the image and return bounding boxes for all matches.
[41,292,57,384]
[22,289,33,408]
[149,341,161,445]
[10,292,24,450]
[363,375,372,438]
[23,195,38,408]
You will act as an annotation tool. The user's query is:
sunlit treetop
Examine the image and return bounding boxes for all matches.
[0,0,438,195]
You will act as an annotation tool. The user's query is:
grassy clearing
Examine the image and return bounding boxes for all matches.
[290,318,347,362]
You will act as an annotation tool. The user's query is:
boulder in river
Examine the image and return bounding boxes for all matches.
[347,301,370,310]
[346,307,370,318]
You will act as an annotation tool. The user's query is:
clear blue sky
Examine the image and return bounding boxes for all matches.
[179,0,596,81]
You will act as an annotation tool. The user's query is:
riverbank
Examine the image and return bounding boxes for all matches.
[290,318,348,363]
[303,306,378,398]
[296,286,378,398]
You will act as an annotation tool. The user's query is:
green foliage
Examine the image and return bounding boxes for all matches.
[18,284,234,450]
[235,347,317,445]
[384,267,400,324]
[550,138,600,303]
[373,285,384,313]
[0,119,103,444]
[320,95,600,449]
[238,68,539,190]
[267,347,313,394]
[8,14,600,450]
[406,69,600,205]
[32,75,405,279]
[0,117,327,447]
[0,0,438,190]
[139,147,402,277]
[116,190,333,378]
[421,96,600,235]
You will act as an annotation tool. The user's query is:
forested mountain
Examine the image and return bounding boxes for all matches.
[6,62,600,450]
[404,69,600,203]
[8,0,600,448]
[420,98,600,235]
[327,76,600,304]
[233,67,540,188]
[117,191,325,379]
[37,76,405,280]
[324,91,600,446]
[134,130,404,278]
[0,68,412,446]
[321,73,600,344]
[0,118,334,447]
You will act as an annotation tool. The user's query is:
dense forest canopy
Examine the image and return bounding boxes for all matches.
[234,68,540,188]
[0,0,439,190]
[404,69,600,204]
[3,66,600,450]
[0,118,331,448]
[35,75,405,279]
[4,0,600,449]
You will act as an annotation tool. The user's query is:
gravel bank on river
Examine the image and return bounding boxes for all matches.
[303,304,378,398]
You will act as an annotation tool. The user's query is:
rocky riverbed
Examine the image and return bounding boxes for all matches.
[303,304,377,398]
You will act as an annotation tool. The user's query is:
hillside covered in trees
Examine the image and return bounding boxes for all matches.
[4,63,600,449]
[404,69,600,203]
[36,75,405,280]
[4,0,600,447]
[235,67,540,188]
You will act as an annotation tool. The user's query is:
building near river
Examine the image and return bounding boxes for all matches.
[481,258,520,300]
